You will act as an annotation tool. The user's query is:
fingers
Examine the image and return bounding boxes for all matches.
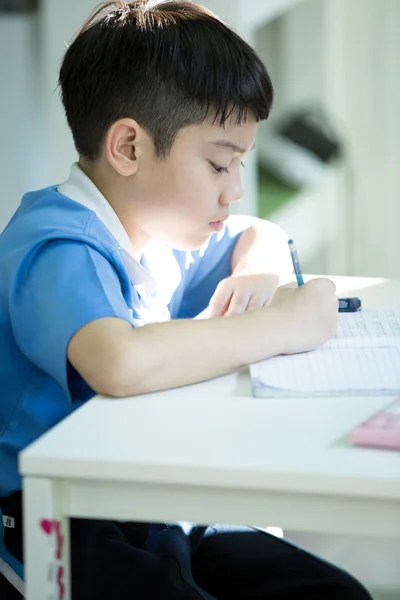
[225,290,252,316]
[279,278,336,294]
[208,282,233,317]
[307,277,336,294]
[209,282,262,317]
[209,274,282,317]
[278,281,297,290]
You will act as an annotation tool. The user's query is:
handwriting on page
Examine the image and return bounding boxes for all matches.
[251,348,400,394]
[250,307,400,396]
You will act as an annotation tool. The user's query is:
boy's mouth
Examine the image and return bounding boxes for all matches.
[209,215,228,232]
[209,219,227,232]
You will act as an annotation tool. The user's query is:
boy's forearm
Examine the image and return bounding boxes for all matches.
[231,218,293,283]
[68,309,287,398]
[115,308,287,396]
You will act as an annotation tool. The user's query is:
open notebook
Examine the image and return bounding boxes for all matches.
[250,307,400,397]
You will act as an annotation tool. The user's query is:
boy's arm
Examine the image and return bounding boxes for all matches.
[230,217,293,281]
[68,307,285,396]
[176,216,293,319]
[207,217,294,317]
[13,236,337,400]
[68,277,338,398]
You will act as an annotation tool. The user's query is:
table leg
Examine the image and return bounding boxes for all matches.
[23,477,70,600]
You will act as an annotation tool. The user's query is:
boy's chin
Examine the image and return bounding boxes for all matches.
[172,231,213,252]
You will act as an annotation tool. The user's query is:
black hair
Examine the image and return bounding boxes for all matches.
[59,0,273,160]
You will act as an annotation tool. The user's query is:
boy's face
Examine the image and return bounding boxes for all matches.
[117,115,258,252]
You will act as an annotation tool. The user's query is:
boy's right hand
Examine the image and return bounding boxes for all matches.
[267,278,338,355]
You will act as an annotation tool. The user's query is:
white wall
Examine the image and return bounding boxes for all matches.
[256,0,400,277]
[337,0,400,277]
[0,15,40,230]
[256,0,348,274]
[37,0,96,184]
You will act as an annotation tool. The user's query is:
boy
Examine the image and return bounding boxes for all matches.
[0,1,371,599]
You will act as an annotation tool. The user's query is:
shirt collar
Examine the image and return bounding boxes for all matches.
[58,162,159,298]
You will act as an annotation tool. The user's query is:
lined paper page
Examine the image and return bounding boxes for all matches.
[250,347,400,395]
[324,308,400,350]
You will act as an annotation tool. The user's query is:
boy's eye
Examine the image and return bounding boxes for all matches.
[209,161,246,175]
[210,162,230,175]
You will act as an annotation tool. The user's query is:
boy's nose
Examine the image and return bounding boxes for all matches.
[220,180,243,205]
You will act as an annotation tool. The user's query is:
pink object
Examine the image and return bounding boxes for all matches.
[40,518,54,535]
[349,398,400,450]
[39,518,65,599]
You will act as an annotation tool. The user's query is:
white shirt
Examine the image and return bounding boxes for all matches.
[58,163,181,324]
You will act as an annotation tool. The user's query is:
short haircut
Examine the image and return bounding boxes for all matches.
[59,1,274,161]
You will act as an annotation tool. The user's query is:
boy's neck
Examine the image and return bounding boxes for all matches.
[78,158,151,258]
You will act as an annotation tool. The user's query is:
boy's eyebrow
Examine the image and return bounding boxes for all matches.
[209,140,256,153]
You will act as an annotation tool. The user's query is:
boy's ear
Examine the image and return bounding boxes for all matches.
[105,118,144,176]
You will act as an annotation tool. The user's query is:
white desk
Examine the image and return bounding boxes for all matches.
[20,276,400,600]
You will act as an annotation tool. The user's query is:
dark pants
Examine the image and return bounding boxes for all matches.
[1,492,373,600]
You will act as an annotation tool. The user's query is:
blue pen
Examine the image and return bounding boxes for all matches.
[288,239,304,286]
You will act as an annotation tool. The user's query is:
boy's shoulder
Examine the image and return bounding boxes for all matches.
[0,186,119,261]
